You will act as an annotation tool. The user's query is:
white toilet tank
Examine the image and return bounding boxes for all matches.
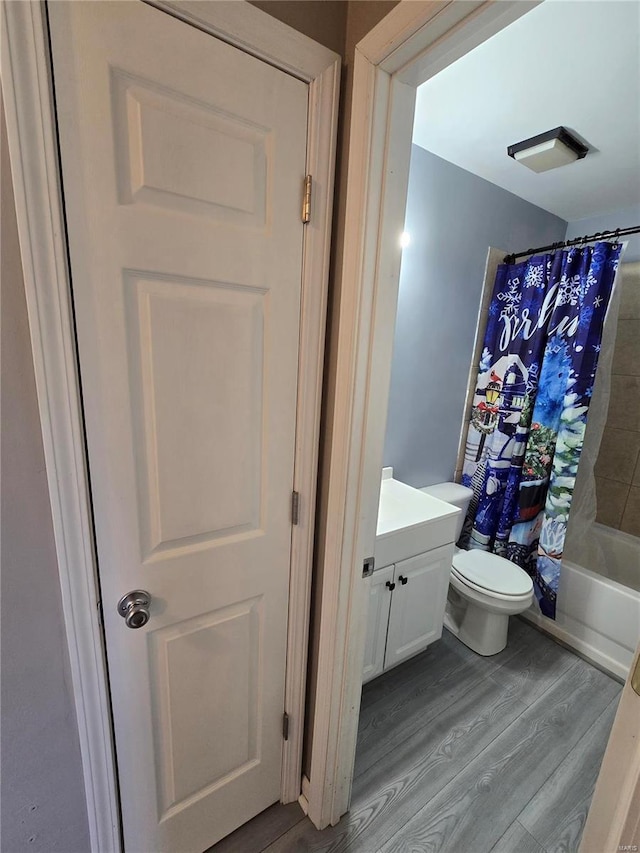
[420,482,473,542]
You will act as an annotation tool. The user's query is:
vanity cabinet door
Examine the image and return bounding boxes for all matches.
[384,545,452,671]
[362,565,395,684]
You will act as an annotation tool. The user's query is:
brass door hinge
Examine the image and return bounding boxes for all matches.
[302,175,312,224]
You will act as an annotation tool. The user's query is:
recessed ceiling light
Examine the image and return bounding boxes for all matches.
[507,127,588,173]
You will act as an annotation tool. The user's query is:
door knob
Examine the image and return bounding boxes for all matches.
[117,590,151,629]
[386,581,396,591]
[398,575,408,585]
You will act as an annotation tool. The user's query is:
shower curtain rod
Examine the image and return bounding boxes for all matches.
[503,224,640,264]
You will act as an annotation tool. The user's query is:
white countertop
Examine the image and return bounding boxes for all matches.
[376,475,460,539]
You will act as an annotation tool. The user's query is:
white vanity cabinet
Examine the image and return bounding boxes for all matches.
[364,471,460,684]
[362,565,394,683]
[362,544,453,684]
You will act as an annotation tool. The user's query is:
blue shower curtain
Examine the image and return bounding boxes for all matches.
[460,241,621,618]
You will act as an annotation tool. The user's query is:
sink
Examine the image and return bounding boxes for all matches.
[375,472,460,568]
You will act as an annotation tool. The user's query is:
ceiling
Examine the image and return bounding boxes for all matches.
[412,0,640,222]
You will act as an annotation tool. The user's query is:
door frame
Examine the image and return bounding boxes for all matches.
[307,0,541,829]
[1,2,339,850]
[579,643,640,852]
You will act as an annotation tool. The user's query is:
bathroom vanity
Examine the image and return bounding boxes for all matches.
[362,471,461,683]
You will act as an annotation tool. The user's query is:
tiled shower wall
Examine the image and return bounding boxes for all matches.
[594,263,640,537]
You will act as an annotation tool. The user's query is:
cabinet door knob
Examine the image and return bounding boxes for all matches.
[398,575,408,585]
[385,581,396,591]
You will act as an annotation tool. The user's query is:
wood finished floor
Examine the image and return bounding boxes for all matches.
[212,619,621,853]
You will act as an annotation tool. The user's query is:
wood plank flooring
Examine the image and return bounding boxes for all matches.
[211,619,621,853]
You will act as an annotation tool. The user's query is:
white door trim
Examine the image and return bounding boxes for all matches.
[579,643,640,852]
[1,2,339,849]
[307,0,540,830]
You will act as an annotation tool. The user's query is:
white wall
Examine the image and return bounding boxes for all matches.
[1,96,90,852]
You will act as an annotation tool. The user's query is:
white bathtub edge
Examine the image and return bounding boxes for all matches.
[521,559,640,682]
[520,609,629,681]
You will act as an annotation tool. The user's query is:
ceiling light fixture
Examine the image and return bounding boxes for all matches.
[507,126,588,173]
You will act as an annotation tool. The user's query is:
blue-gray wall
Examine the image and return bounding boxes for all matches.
[565,204,640,263]
[383,144,567,488]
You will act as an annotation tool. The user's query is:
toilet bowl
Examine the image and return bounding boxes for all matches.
[420,483,534,656]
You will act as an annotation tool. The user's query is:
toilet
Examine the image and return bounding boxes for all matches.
[420,482,534,656]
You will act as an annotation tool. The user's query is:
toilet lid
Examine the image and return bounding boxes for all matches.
[452,550,533,596]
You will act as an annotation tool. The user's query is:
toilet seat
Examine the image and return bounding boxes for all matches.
[451,569,534,603]
[452,549,533,598]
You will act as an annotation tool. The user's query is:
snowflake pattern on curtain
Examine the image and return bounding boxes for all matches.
[460,242,621,619]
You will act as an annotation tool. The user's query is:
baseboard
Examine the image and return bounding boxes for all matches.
[298,775,310,815]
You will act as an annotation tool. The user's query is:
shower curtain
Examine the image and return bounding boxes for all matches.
[460,241,622,618]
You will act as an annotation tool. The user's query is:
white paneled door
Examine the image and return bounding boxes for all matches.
[48,2,308,850]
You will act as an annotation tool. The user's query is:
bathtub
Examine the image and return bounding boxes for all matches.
[522,527,640,680]
[574,522,640,593]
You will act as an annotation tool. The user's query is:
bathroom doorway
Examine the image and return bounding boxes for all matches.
[350,2,638,847]
[310,0,640,845]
